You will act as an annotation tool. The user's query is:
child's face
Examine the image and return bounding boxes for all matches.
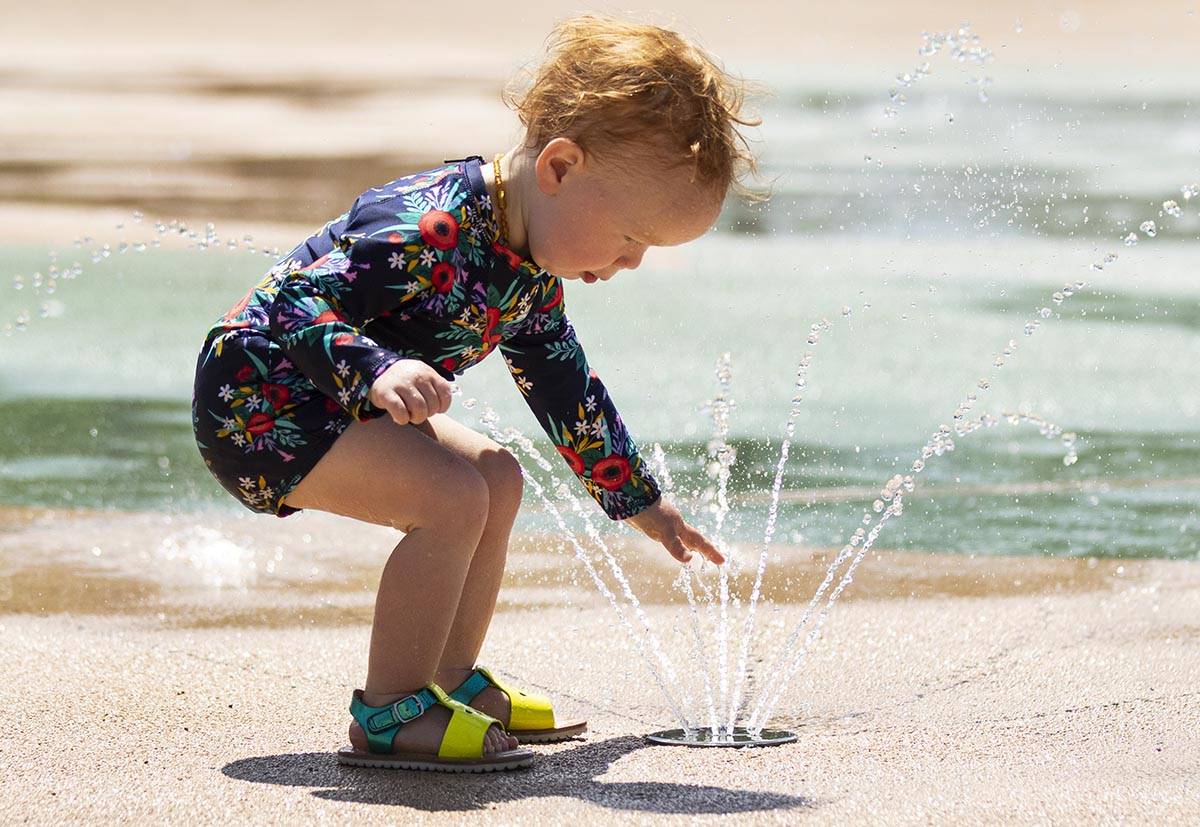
[526,139,724,283]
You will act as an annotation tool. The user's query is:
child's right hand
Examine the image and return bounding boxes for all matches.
[369,359,453,425]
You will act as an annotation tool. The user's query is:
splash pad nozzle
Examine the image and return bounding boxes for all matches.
[645,727,797,748]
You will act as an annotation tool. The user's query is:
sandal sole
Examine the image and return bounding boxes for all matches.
[337,747,534,773]
[513,722,588,744]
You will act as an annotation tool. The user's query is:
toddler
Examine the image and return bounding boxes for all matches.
[191,13,758,772]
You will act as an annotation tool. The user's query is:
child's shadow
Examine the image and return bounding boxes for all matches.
[221,735,814,815]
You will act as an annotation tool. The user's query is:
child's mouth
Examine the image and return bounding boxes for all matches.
[581,271,599,284]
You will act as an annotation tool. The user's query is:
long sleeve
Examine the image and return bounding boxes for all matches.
[267,232,427,420]
[499,277,661,520]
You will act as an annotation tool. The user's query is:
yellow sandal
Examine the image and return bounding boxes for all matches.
[337,683,534,772]
[449,666,587,744]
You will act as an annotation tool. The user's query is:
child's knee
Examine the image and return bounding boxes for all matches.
[422,458,490,535]
[478,446,524,519]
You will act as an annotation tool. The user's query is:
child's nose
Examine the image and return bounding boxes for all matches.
[621,249,646,271]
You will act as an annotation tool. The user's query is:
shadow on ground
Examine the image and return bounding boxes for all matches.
[222,735,814,815]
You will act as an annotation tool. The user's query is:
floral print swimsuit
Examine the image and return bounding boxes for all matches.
[191,155,660,520]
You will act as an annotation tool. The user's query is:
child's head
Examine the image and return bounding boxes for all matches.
[504,14,762,282]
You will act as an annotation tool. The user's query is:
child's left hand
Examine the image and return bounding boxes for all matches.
[626,497,725,565]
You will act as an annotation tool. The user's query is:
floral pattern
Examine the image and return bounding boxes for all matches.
[192,155,660,519]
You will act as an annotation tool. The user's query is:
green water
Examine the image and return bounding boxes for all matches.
[2,75,1198,559]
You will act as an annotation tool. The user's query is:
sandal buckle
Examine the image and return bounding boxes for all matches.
[390,693,426,723]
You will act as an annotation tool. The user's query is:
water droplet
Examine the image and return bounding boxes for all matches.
[11,275,23,291]
[1013,18,1023,33]
[132,210,144,223]
[1039,307,1052,318]
[1139,220,1157,237]
[1182,184,1198,201]
[977,378,990,390]
[1023,322,1037,335]
[807,334,819,345]
[911,459,925,472]
[1162,200,1182,218]
[1051,291,1065,304]
[873,499,884,513]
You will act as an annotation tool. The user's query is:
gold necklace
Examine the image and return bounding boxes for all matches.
[492,153,509,245]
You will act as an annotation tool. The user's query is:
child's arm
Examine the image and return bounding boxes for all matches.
[499,282,657,520]
[267,233,427,421]
[499,282,723,563]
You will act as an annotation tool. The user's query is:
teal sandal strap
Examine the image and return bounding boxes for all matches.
[349,687,439,754]
[448,670,492,706]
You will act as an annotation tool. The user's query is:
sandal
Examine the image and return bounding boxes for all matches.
[449,666,587,744]
[337,683,534,772]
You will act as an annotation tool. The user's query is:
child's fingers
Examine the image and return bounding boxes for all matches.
[373,389,409,425]
[682,525,725,565]
[386,398,411,425]
[433,379,454,413]
[414,381,442,418]
[397,385,429,423]
[664,537,694,564]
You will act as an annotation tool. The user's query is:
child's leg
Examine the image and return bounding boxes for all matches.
[408,414,523,724]
[280,414,515,755]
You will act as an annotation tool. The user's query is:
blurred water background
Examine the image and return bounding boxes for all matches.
[1,2,1198,573]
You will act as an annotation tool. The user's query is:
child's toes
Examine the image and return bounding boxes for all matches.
[485,723,507,754]
[348,720,368,752]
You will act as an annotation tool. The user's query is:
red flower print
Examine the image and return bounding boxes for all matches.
[387,232,404,243]
[245,412,275,437]
[235,365,255,383]
[481,306,503,352]
[430,262,456,293]
[418,210,459,250]
[262,383,290,409]
[484,306,501,332]
[333,333,355,346]
[557,445,585,476]
[313,309,344,325]
[492,241,524,270]
[539,281,563,313]
[592,456,632,491]
[441,357,457,371]
[324,396,341,413]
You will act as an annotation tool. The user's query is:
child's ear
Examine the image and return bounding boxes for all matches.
[536,137,585,194]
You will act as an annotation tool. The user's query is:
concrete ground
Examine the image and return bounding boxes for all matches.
[3,538,1198,824]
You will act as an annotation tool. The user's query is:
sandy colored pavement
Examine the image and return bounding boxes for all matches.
[2,0,1198,245]
[2,528,1199,823]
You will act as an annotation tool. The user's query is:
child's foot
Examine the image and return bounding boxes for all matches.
[348,692,517,756]
[455,685,512,728]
